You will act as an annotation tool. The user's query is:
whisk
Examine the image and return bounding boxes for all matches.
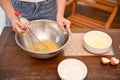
[15,11,51,52]
[28,29,50,52]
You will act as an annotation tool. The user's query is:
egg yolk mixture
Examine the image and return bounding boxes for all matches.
[29,40,58,52]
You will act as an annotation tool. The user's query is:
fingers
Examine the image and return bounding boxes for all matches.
[12,21,24,33]
[20,18,30,29]
[57,17,71,35]
[12,19,30,33]
[65,20,71,34]
[59,22,67,34]
[25,20,30,29]
[62,20,71,34]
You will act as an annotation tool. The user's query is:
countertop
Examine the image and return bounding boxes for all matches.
[0,27,120,80]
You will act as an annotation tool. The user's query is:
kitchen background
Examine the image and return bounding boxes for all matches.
[0,0,119,36]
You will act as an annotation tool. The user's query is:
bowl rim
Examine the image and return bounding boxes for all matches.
[15,19,71,54]
[83,30,112,49]
[57,58,88,80]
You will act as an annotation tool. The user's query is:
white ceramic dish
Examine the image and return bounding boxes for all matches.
[57,58,88,80]
[83,30,112,54]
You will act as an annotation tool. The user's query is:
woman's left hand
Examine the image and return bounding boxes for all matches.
[57,16,71,34]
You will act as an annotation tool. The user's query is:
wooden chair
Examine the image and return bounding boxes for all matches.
[66,0,120,29]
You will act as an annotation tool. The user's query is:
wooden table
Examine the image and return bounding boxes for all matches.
[0,27,120,80]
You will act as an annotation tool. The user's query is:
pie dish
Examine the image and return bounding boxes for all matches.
[57,58,88,80]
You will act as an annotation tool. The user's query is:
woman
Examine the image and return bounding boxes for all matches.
[0,0,71,33]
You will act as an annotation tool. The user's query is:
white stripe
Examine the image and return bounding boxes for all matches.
[19,0,45,3]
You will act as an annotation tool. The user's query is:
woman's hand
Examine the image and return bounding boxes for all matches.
[11,17,30,33]
[57,16,71,34]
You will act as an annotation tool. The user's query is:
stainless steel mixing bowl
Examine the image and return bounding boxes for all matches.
[15,20,70,59]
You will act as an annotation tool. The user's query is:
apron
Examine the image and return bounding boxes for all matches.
[6,0,57,26]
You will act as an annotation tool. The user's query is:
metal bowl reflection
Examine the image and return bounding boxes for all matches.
[15,20,70,59]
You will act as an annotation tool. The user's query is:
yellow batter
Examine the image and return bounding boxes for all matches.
[87,38,108,48]
[29,40,58,52]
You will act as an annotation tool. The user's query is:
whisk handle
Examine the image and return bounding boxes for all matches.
[15,11,30,29]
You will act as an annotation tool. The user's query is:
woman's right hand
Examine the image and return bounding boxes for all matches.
[11,17,30,33]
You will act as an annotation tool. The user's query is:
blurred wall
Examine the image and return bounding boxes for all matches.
[0,7,6,36]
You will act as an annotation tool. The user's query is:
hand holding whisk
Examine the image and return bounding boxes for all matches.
[15,11,58,52]
[14,11,30,33]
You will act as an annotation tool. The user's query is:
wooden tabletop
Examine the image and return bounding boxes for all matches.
[0,27,120,80]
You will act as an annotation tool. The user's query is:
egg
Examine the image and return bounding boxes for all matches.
[110,57,119,65]
[101,57,110,64]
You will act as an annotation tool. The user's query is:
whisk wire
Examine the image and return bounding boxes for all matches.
[28,29,49,52]
[15,11,51,52]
